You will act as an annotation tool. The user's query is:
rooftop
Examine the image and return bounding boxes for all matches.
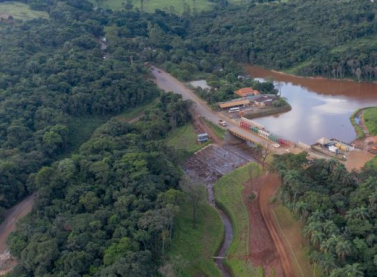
[234,87,260,97]
[218,99,250,109]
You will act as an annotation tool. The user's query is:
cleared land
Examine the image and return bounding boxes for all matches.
[214,163,263,277]
[90,0,214,13]
[0,2,48,20]
[168,200,224,277]
[363,107,377,135]
[166,123,209,155]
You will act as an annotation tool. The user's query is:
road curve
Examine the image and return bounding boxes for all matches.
[151,68,270,147]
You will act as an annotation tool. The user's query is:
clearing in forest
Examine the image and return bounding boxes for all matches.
[167,200,224,277]
[90,0,214,13]
[0,2,49,21]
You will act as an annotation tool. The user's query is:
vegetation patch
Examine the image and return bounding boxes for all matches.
[166,123,209,155]
[350,109,366,139]
[245,104,291,120]
[214,163,262,277]
[168,199,224,277]
[203,118,226,140]
[0,2,49,20]
[113,98,158,123]
[272,204,322,277]
[363,107,377,136]
[67,116,108,153]
[90,0,214,13]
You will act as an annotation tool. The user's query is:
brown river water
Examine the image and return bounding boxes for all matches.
[246,66,377,144]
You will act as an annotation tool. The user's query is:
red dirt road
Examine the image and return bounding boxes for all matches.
[260,173,296,277]
[0,194,34,254]
[244,173,296,277]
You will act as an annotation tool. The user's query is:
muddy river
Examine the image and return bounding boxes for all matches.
[246,66,377,144]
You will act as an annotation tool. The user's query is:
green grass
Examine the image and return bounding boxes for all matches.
[365,155,377,170]
[284,59,314,75]
[330,37,377,54]
[168,199,224,277]
[67,116,108,153]
[272,205,322,277]
[350,108,366,139]
[363,107,377,136]
[214,163,263,277]
[203,118,226,140]
[0,2,49,20]
[113,98,158,123]
[166,123,210,155]
[90,0,214,14]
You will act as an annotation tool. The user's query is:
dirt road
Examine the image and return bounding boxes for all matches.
[244,175,284,277]
[259,173,296,277]
[0,194,34,254]
[151,68,270,147]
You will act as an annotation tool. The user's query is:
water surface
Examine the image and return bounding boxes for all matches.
[246,66,377,144]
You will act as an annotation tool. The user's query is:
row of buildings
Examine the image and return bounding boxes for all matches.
[219,87,277,110]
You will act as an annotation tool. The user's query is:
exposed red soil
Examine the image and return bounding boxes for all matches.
[243,173,296,277]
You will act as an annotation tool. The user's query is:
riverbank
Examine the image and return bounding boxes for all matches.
[244,104,292,120]
[350,107,377,156]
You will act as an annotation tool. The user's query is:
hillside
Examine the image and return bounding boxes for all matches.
[185,0,377,80]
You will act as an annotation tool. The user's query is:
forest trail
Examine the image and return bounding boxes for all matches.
[0,194,34,254]
[259,173,296,277]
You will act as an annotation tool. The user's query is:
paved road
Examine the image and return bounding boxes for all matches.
[151,68,270,147]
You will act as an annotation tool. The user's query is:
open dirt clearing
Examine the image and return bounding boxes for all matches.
[345,150,374,171]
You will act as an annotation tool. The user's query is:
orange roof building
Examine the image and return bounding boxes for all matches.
[234,87,260,97]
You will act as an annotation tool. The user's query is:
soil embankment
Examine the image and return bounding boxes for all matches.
[244,175,284,276]
[246,173,296,277]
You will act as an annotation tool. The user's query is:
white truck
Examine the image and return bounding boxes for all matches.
[219,120,227,127]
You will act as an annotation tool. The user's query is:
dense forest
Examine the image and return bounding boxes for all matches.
[185,0,377,80]
[272,154,377,277]
[0,0,164,211]
[3,0,377,276]
[8,92,191,276]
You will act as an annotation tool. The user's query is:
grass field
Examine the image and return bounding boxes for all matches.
[113,98,158,123]
[168,199,224,277]
[166,123,210,155]
[214,163,263,277]
[90,0,214,14]
[67,116,108,153]
[272,204,321,277]
[365,155,377,170]
[363,107,377,136]
[203,118,226,141]
[0,2,49,20]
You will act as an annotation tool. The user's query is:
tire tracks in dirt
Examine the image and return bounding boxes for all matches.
[259,173,296,277]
